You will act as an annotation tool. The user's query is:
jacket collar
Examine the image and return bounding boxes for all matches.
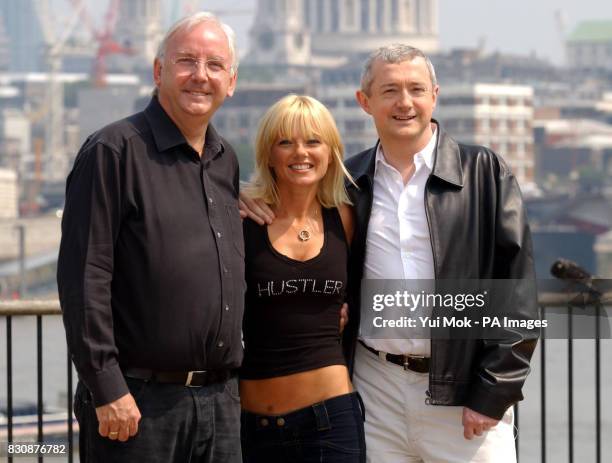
[350,142,378,188]
[430,121,463,187]
[351,119,464,188]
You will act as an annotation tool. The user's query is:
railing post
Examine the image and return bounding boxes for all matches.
[67,349,74,463]
[15,224,26,298]
[6,315,13,463]
[540,322,546,463]
[595,303,601,463]
[567,304,573,463]
[37,314,44,463]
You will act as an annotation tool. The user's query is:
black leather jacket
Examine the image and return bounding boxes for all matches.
[343,122,539,420]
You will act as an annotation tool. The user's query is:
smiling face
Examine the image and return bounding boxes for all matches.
[356,57,438,152]
[153,21,237,128]
[253,95,348,207]
[269,133,332,191]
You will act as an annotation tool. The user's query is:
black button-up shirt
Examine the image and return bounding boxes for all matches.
[58,97,245,406]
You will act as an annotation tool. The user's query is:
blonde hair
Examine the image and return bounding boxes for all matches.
[246,94,354,208]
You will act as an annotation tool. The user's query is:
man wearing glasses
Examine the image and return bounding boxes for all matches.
[58,12,244,462]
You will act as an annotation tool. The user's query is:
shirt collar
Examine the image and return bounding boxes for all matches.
[143,96,225,158]
[374,127,437,175]
[203,123,225,159]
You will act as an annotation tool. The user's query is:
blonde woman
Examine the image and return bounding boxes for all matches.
[239,94,365,462]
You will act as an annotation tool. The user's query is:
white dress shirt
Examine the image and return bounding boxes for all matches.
[360,129,437,356]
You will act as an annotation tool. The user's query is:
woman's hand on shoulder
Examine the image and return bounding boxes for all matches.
[239,193,275,225]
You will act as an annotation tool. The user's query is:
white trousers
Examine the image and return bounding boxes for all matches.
[353,343,517,463]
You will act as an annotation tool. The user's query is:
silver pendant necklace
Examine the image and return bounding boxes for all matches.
[292,207,319,242]
[297,229,311,242]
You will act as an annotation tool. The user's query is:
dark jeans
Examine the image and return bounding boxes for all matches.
[74,376,241,463]
[241,391,366,463]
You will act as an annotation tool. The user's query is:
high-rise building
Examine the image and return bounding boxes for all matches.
[317,82,377,157]
[248,0,439,66]
[436,83,535,187]
[0,12,10,71]
[248,0,312,66]
[0,167,18,219]
[566,20,612,73]
[0,0,45,72]
[113,0,163,70]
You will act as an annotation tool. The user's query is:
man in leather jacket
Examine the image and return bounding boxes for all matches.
[342,44,538,462]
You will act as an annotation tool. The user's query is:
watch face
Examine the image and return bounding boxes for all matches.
[259,31,275,50]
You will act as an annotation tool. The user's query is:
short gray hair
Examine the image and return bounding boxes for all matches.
[360,44,437,95]
[155,12,239,76]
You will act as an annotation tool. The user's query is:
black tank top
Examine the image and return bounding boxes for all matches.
[240,207,348,379]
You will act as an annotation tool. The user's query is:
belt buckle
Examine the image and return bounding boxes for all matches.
[402,355,426,371]
[185,370,207,387]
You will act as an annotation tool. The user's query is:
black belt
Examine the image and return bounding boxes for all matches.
[359,341,430,373]
[122,367,234,387]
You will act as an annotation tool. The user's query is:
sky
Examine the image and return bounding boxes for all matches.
[57,0,612,65]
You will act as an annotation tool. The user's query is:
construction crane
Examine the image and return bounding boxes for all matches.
[25,0,85,197]
[554,9,568,66]
[70,0,134,86]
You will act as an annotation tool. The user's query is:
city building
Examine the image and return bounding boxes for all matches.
[0,108,31,188]
[0,167,18,219]
[595,230,612,276]
[77,77,142,147]
[317,83,377,157]
[595,92,612,123]
[0,108,30,156]
[248,0,439,67]
[0,11,9,71]
[0,0,45,72]
[566,20,612,73]
[112,0,163,71]
[534,118,612,182]
[0,72,144,185]
[435,83,535,186]
[432,48,560,86]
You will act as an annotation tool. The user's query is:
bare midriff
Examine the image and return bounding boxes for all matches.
[240,364,352,415]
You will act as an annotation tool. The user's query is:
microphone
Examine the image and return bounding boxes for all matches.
[550,258,593,283]
[550,258,602,302]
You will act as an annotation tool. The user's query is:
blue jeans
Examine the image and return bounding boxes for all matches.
[74,376,241,462]
[241,391,366,462]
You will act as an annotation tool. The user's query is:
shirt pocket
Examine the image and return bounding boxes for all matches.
[225,203,245,257]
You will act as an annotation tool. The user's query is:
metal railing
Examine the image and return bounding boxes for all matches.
[1,300,74,463]
[1,296,610,462]
[532,292,609,463]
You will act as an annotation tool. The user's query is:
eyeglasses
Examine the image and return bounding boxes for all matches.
[171,56,230,77]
